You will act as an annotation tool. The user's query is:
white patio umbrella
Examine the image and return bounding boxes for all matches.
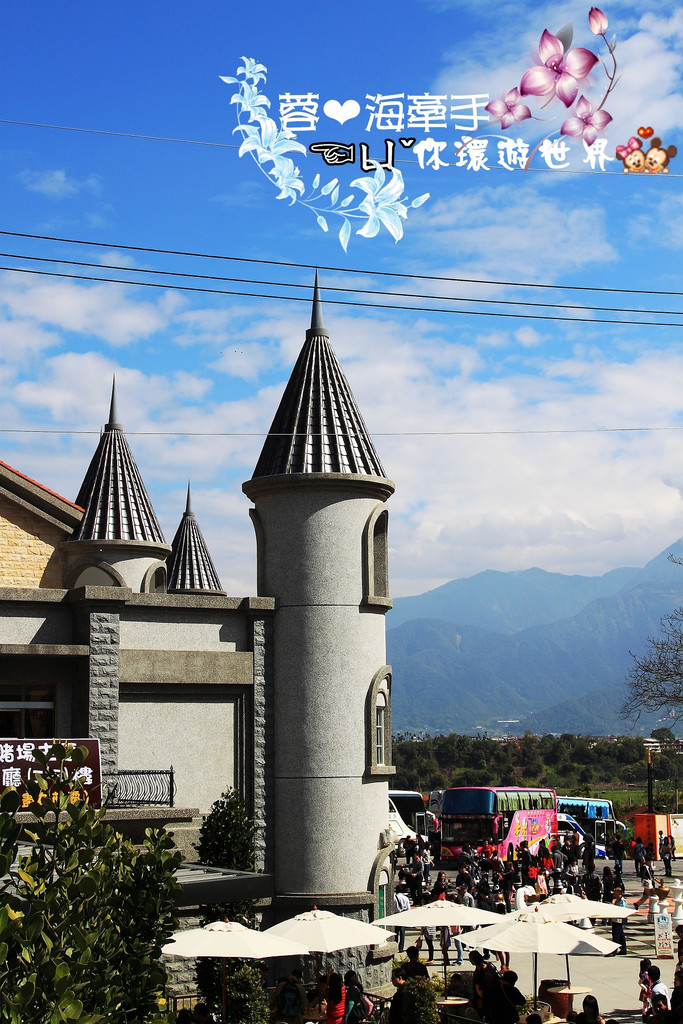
[378,900,501,929]
[378,899,502,993]
[265,908,394,1009]
[460,910,619,1007]
[162,919,309,1024]
[539,892,637,920]
[264,908,393,952]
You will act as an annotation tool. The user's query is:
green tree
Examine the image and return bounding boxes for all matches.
[194,789,268,1024]
[0,743,182,1024]
[651,727,676,744]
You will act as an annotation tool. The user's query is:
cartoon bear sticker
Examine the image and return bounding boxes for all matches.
[644,137,678,173]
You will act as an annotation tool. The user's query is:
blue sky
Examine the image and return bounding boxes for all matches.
[1,0,683,596]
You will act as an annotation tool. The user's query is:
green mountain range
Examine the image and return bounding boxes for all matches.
[387,539,683,736]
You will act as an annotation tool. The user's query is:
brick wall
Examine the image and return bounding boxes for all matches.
[0,495,65,588]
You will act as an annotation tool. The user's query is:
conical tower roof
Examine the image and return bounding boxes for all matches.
[251,273,386,479]
[72,380,166,543]
[167,484,224,593]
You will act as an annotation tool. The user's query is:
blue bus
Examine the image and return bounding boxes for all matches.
[557,796,625,855]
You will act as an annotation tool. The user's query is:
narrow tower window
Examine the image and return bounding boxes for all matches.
[376,692,386,765]
[365,668,394,776]
[362,506,392,609]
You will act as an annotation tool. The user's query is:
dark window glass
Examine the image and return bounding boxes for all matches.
[0,685,55,738]
[441,789,495,815]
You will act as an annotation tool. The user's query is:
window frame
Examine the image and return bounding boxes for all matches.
[365,666,395,777]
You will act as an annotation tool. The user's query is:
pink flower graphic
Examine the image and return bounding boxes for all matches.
[520,29,598,107]
[485,88,532,129]
[560,94,612,145]
[588,7,608,34]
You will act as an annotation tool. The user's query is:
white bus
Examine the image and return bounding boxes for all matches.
[388,790,435,848]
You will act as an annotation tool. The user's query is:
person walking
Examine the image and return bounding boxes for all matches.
[634,837,646,880]
[610,886,628,955]
[392,883,410,954]
[612,836,624,886]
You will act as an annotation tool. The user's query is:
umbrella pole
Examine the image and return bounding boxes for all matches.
[533,952,538,1009]
[222,957,227,1024]
[566,952,571,988]
[316,951,323,1012]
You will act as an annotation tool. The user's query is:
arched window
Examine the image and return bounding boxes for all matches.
[142,562,167,594]
[362,506,392,610]
[376,691,386,765]
[72,565,119,587]
[365,667,394,777]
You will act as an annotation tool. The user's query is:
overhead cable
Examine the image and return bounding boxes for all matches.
[1,229,681,298]
[2,263,683,327]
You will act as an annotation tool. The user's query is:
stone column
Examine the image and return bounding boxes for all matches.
[69,588,125,775]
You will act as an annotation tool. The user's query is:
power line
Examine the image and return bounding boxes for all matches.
[0,118,238,149]
[2,229,682,298]
[1,426,683,438]
[4,263,683,327]
[2,250,682,319]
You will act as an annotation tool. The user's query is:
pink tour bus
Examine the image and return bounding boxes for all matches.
[439,786,558,863]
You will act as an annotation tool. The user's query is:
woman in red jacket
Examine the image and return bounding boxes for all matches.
[324,972,345,1024]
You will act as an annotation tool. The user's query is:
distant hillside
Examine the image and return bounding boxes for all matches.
[388,539,683,736]
[388,565,641,634]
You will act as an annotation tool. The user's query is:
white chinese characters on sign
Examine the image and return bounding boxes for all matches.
[0,739,102,806]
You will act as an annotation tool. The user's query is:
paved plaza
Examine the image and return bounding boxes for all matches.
[410,860,681,1022]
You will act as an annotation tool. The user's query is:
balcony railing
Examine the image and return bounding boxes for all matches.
[103,767,175,808]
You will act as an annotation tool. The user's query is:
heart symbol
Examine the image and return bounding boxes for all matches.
[399,138,416,148]
[323,99,360,125]
[638,126,654,139]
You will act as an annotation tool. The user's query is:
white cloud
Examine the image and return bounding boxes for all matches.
[3,275,683,600]
[0,275,182,346]
[17,169,102,198]
[412,186,617,279]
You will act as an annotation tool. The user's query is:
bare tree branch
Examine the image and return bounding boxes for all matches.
[622,606,683,722]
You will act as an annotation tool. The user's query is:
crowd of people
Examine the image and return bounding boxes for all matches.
[175,832,683,1023]
[269,967,373,1024]
[388,831,683,1022]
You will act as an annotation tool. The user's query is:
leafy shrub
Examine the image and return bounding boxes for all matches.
[0,743,182,1024]
[405,977,440,1024]
[194,788,266,1022]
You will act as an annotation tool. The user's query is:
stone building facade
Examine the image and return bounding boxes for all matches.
[0,282,396,983]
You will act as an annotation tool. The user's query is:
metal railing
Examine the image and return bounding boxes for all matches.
[103,767,176,808]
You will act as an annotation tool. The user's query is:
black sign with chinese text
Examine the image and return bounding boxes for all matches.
[0,738,102,809]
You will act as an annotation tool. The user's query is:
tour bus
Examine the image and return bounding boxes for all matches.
[557,795,625,854]
[438,786,558,862]
[388,790,435,849]
[557,811,607,858]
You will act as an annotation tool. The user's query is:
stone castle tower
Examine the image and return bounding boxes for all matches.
[243,275,396,928]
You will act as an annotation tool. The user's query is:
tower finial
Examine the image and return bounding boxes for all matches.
[106,376,122,431]
[310,269,325,332]
[185,480,193,516]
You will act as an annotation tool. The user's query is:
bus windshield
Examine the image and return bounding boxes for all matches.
[441,789,495,815]
[390,793,427,831]
[441,816,500,847]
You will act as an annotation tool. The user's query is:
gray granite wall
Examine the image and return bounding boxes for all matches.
[84,606,120,774]
[251,612,274,875]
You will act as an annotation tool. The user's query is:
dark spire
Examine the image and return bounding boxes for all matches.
[167,483,224,593]
[72,392,165,543]
[251,275,386,479]
[310,269,326,335]
[107,376,122,430]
